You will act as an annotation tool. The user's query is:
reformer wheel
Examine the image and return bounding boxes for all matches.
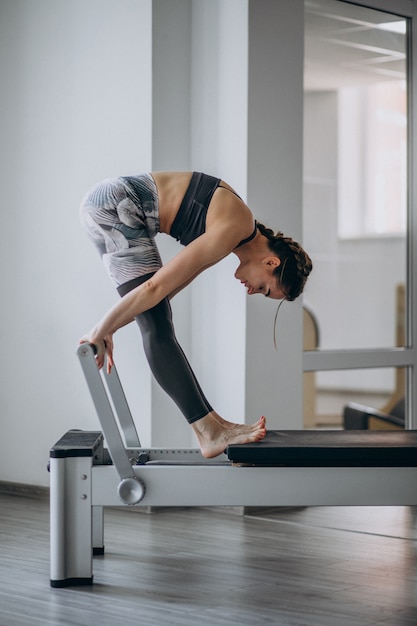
[117,476,146,505]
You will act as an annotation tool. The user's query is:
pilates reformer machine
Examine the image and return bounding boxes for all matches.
[49,343,417,587]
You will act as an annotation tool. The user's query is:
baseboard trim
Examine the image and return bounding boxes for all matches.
[0,481,49,499]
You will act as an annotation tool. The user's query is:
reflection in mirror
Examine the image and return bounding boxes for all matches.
[302,0,408,429]
[304,366,405,429]
[303,0,407,349]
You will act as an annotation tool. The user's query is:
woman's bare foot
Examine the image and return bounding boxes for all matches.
[212,413,266,432]
[192,412,267,458]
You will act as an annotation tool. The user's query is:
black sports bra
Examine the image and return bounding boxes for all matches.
[170,172,257,247]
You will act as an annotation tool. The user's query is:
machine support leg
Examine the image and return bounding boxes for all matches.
[50,455,94,587]
[92,506,104,555]
[50,430,103,587]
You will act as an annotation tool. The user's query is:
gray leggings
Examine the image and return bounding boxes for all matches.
[80,175,213,423]
[79,174,162,287]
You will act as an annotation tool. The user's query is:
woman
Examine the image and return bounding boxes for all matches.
[79,171,312,457]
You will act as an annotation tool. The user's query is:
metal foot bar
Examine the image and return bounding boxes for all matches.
[77,344,145,504]
[101,358,140,448]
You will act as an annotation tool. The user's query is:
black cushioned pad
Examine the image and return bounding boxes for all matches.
[50,430,103,458]
[226,430,417,466]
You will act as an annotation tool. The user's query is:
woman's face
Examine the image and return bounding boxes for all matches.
[234,257,285,300]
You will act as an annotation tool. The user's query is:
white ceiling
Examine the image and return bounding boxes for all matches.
[304,0,407,91]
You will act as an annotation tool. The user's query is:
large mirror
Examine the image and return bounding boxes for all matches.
[303,0,408,427]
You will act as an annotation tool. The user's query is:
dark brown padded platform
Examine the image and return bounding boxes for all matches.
[226,430,417,466]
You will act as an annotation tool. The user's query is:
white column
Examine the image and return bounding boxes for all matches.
[246,0,305,428]
[151,0,194,446]
[189,0,248,425]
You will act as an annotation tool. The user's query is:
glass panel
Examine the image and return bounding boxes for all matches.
[303,0,408,350]
[303,367,405,429]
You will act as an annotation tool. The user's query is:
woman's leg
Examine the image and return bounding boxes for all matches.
[118,275,213,424]
[118,276,266,457]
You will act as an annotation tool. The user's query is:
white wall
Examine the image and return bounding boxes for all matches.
[0,0,309,486]
[1,0,360,487]
[0,0,153,486]
[0,0,270,485]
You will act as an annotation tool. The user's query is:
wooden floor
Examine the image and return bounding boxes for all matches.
[1,491,417,625]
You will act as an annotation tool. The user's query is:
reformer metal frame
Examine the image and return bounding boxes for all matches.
[49,344,417,587]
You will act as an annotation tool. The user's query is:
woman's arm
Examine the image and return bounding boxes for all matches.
[80,224,243,370]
